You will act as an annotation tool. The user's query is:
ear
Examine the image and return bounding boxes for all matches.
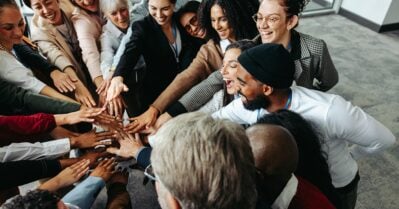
[262,84,273,96]
[286,15,299,30]
[166,193,182,209]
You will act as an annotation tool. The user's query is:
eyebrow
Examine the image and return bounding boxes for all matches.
[236,76,246,84]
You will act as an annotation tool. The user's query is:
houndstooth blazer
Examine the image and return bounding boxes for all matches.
[169,30,339,114]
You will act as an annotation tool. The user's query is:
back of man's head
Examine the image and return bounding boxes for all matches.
[151,112,257,209]
[246,124,298,182]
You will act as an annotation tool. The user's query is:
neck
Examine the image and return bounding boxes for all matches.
[266,88,291,112]
[279,31,292,50]
[0,41,13,52]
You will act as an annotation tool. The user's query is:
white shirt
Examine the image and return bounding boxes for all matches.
[0,138,70,162]
[271,174,298,209]
[212,86,396,187]
[0,51,46,93]
[100,20,127,78]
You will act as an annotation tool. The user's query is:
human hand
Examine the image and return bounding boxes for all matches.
[75,82,96,107]
[107,96,125,117]
[107,132,144,158]
[70,128,115,149]
[50,70,77,93]
[79,150,110,168]
[90,158,117,182]
[96,78,111,96]
[93,112,123,132]
[154,112,172,130]
[54,108,105,125]
[39,159,90,192]
[106,76,128,102]
[123,106,159,134]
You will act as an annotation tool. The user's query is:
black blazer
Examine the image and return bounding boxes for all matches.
[114,14,203,113]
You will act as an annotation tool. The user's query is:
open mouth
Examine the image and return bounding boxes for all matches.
[224,79,234,89]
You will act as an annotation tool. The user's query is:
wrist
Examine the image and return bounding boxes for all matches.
[149,105,160,116]
[69,136,77,148]
[54,114,68,125]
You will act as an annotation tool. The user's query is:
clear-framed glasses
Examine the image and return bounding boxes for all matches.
[144,164,157,181]
[252,13,283,26]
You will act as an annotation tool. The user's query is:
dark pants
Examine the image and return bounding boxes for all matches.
[335,172,360,209]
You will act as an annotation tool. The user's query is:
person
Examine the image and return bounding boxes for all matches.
[155,0,339,122]
[257,109,341,208]
[105,0,202,125]
[126,0,259,132]
[212,43,396,209]
[149,112,257,209]
[0,78,81,115]
[176,0,205,39]
[0,0,77,104]
[2,158,116,209]
[246,124,336,209]
[26,0,97,107]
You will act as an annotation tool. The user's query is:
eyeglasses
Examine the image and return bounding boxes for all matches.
[184,15,199,33]
[144,164,157,182]
[252,14,286,26]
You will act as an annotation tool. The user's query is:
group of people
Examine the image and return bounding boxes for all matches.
[0,0,396,209]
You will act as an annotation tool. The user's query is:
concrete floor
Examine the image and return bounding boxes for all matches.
[298,14,399,209]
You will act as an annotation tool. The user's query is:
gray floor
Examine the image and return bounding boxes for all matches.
[298,14,399,209]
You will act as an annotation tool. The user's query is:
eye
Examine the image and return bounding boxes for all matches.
[2,26,13,31]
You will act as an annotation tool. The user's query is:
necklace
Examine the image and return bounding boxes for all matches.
[0,42,16,58]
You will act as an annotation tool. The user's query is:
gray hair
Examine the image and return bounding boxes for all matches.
[100,0,129,15]
[151,112,257,209]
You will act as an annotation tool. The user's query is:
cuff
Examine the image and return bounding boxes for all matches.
[166,102,187,117]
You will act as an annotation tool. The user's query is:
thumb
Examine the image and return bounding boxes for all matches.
[122,84,129,92]
[106,147,120,155]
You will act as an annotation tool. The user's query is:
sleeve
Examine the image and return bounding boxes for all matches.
[72,14,103,80]
[0,53,46,94]
[135,147,152,168]
[314,40,338,91]
[13,43,58,76]
[176,70,224,112]
[100,29,115,77]
[152,42,220,113]
[0,113,56,137]
[211,98,260,125]
[113,21,145,78]
[31,32,75,72]
[62,176,105,209]
[0,139,70,162]
[326,96,396,160]
[198,90,224,114]
[111,25,132,69]
[0,159,62,189]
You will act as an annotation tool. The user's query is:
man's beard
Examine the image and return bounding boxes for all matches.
[242,94,271,111]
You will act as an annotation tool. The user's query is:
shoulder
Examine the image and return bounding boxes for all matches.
[296,31,326,55]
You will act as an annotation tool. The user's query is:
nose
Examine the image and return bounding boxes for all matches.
[156,10,162,18]
[214,21,221,30]
[220,64,228,75]
[258,18,269,28]
[13,26,23,37]
[190,24,197,33]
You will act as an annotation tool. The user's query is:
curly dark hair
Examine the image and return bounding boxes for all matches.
[199,0,259,43]
[276,0,310,16]
[2,189,60,209]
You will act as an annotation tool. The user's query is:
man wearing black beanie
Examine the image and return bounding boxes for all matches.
[212,43,395,209]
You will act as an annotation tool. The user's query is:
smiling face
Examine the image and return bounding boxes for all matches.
[0,6,25,50]
[179,12,205,39]
[256,0,297,46]
[73,0,99,13]
[220,48,241,95]
[210,4,235,41]
[30,0,63,26]
[148,0,175,27]
[106,7,130,31]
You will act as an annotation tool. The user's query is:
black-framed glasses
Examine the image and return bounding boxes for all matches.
[144,164,157,182]
[184,15,199,33]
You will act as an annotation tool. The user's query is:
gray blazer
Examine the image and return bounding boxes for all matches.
[167,30,339,115]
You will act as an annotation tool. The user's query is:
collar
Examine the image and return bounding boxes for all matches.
[291,30,310,60]
[271,174,298,209]
[104,20,125,39]
[220,39,231,54]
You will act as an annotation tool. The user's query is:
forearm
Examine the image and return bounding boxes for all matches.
[39,86,78,104]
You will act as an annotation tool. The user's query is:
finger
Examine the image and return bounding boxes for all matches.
[88,96,96,107]
[70,159,89,169]
[64,80,76,92]
[94,140,112,146]
[106,147,120,155]
[83,97,93,108]
[76,166,89,178]
[109,101,114,116]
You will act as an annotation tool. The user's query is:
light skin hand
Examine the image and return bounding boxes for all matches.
[154,112,172,130]
[107,132,144,158]
[90,158,117,182]
[54,107,105,125]
[106,76,128,102]
[107,96,125,117]
[70,128,115,149]
[39,159,90,192]
[123,106,159,134]
[96,77,111,96]
[50,70,77,93]
[75,82,96,107]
